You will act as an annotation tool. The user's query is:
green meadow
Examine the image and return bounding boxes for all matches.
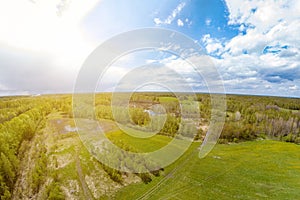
[116,139,300,200]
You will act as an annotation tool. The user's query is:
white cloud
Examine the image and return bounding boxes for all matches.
[223,0,300,56]
[146,59,157,64]
[154,17,163,25]
[205,18,212,26]
[0,0,100,95]
[185,18,192,27]
[202,34,223,55]
[177,19,184,27]
[265,85,272,89]
[225,0,300,32]
[153,2,186,25]
[199,0,300,96]
[0,0,99,66]
[289,85,298,90]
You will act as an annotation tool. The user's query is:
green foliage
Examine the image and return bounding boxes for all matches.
[160,114,179,137]
[194,128,203,141]
[95,92,300,144]
[282,133,295,143]
[0,175,10,199]
[295,137,300,144]
[46,181,64,200]
[138,173,152,184]
[130,107,150,126]
[31,146,47,193]
[0,95,66,197]
[220,95,300,143]
[0,153,15,188]
[101,164,123,184]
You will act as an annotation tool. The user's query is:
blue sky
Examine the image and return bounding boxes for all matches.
[82,0,239,41]
[0,0,299,97]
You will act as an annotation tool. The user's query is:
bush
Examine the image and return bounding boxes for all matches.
[282,133,294,143]
[294,137,300,144]
[258,133,266,139]
[111,171,123,183]
[151,169,160,177]
[218,139,228,144]
[139,173,152,184]
[47,182,64,200]
[102,164,123,183]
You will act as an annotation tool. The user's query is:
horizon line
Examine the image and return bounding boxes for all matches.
[0,91,299,99]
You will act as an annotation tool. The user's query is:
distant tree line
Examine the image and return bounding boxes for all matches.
[219,95,300,144]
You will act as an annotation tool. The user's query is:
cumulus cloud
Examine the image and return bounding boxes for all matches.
[202,34,224,55]
[225,0,300,32]
[200,0,300,97]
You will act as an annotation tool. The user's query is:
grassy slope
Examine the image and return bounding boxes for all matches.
[115,140,300,200]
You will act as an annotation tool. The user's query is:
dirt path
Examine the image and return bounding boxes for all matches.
[75,147,94,200]
[136,147,198,200]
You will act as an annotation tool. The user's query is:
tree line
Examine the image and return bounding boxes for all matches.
[0,95,68,199]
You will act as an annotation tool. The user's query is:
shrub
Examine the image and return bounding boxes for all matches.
[294,137,300,144]
[151,169,160,177]
[47,182,64,200]
[282,133,294,143]
[139,173,152,184]
[218,139,228,144]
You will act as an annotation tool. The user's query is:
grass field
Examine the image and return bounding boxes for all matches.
[115,140,300,200]
[54,117,300,199]
[107,129,173,153]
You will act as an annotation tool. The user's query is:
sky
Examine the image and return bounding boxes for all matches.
[0,0,299,97]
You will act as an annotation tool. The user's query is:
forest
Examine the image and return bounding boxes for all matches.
[93,92,300,143]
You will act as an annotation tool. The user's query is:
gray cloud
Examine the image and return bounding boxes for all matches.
[0,46,77,95]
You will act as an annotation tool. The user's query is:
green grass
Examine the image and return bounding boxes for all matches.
[107,129,173,152]
[115,140,300,200]
[116,124,158,138]
[158,97,178,103]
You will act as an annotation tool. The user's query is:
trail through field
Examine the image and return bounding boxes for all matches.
[136,145,199,200]
[75,147,94,200]
[117,140,300,200]
[162,161,243,200]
